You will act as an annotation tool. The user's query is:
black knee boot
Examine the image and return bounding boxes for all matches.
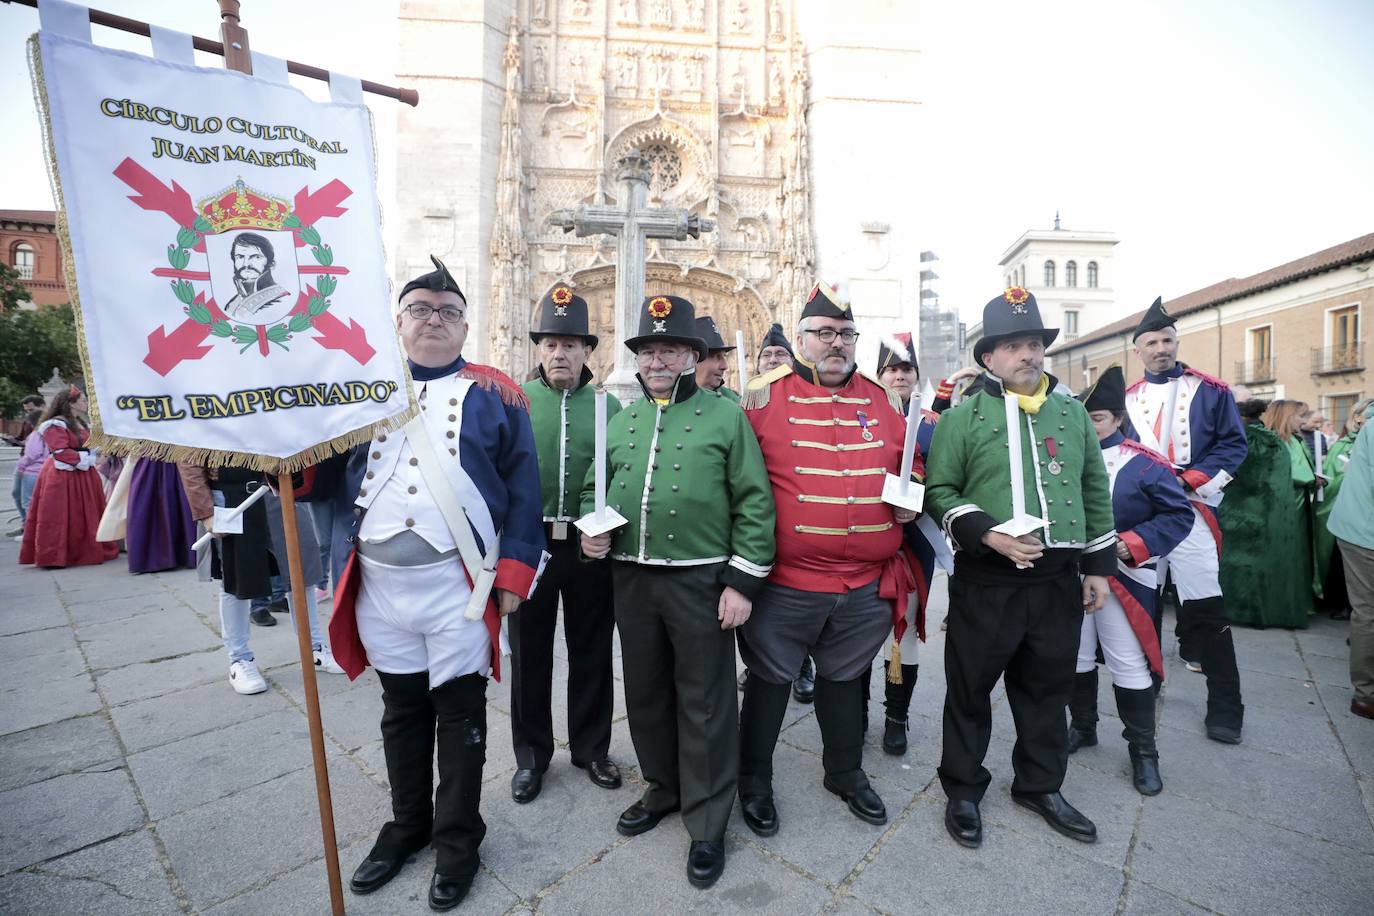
[430,672,488,882]
[815,674,886,824]
[1114,684,1162,795]
[882,664,919,755]
[1189,598,1244,742]
[860,663,873,734]
[372,671,436,859]
[1066,670,1099,754]
[738,673,791,836]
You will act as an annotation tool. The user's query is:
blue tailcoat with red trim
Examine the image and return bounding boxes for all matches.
[1123,364,1247,499]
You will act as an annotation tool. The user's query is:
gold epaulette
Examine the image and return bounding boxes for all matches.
[859,370,905,416]
[741,364,793,409]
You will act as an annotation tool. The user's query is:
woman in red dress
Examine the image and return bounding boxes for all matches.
[19,386,120,568]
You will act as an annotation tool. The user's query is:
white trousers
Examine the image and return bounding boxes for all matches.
[1077,591,1152,689]
[881,592,921,665]
[355,554,489,686]
[1167,505,1222,601]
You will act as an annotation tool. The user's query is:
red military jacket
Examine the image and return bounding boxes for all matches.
[742,362,922,596]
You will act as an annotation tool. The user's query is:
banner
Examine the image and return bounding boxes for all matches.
[30,29,415,470]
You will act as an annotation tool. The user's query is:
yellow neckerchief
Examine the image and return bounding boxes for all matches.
[1012,374,1050,415]
[653,397,670,406]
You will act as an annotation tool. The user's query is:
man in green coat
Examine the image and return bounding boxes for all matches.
[580,294,776,889]
[694,314,742,402]
[509,285,623,806]
[925,287,1115,850]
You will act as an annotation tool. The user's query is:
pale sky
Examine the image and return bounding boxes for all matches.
[2,0,1371,327]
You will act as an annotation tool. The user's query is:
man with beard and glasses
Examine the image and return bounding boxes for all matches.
[735,281,923,837]
[223,232,290,321]
[924,286,1115,850]
[580,294,775,890]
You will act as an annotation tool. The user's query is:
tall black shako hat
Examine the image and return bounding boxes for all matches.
[801,280,853,321]
[399,254,465,303]
[1077,365,1126,413]
[694,315,736,353]
[530,284,597,349]
[973,286,1059,369]
[759,322,793,356]
[624,295,708,358]
[1132,297,1175,341]
[876,331,917,375]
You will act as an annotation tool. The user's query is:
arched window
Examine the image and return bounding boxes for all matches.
[12,242,35,280]
[1043,260,1055,288]
[1065,260,1077,287]
[1087,261,1099,288]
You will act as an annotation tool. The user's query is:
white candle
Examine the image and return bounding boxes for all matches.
[898,393,923,494]
[735,329,749,388]
[1004,390,1026,519]
[1314,431,1325,503]
[594,387,607,516]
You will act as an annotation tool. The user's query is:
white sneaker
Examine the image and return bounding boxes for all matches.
[229,659,268,695]
[1184,660,1203,674]
[314,646,345,675]
[314,586,331,603]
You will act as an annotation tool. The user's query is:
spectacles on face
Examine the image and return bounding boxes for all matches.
[404,303,465,323]
[803,328,860,345]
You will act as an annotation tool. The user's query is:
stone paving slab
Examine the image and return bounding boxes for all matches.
[2,541,1373,915]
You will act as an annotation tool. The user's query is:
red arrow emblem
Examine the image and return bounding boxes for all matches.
[294,285,374,365]
[144,293,219,376]
[291,181,352,246]
[114,158,203,247]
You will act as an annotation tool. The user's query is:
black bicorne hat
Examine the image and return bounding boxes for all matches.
[758,322,793,356]
[530,284,598,349]
[972,286,1059,369]
[399,254,466,303]
[624,295,708,358]
[800,280,853,320]
[694,315,736,353]
[877,331,918,375]
[1132,297,1175,341]
[1077,365,1126,413]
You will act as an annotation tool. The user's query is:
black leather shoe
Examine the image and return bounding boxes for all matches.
[1012,791,1097,843]
[1205,723,1242,744]
[823,777,887,825]
[511,768,543,804]
[249,607,277,627]
[882,716,908,755]
[1066,727,1097,754]
[687,840,725,889]
[616,800,678,837]
[944,799,982,848]
[739,794,778,836]
[350,853,410,895]
[792,657,816,704]
[575,758,622,789]
[428,871,475,911]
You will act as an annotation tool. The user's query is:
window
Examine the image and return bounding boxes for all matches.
[13,243,35,280]
[1063,309,1079,336]
[1087,261,1098,288]
[1331,305,1360,368]
[1065,260,1077,287]
[1327,394,1360,434]
[1250,325,1272,362]
[1043,260,1055,288]
[1084,364,1098,387]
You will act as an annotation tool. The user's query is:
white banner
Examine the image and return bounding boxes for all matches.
[32,29,413,469]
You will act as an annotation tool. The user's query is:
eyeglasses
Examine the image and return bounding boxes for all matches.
[803,328,860,344]
[404,303,465,323]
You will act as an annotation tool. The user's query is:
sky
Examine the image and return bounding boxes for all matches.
[2,0,1372,326]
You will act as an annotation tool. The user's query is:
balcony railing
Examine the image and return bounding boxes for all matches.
[1311,342,1364,375]
[1234,358,1276,384]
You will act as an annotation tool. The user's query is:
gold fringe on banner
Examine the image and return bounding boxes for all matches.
[27,34,418,474]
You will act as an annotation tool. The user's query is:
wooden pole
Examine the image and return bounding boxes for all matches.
[213,4,344,913]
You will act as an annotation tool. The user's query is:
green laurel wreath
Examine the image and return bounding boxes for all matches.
[166,213,337,354]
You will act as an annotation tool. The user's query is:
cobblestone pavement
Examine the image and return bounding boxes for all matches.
[1,535,1371,915]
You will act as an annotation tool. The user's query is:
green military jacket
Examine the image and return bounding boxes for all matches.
[715,384,741,403]
[924,372,1116,578]
[523,366,621,522]
[579,372,776,598]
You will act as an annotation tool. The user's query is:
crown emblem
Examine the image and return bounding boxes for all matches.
[197,178,291,233]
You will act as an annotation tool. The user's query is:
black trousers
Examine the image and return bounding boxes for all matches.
[613,561,737,841]
[939,572,1082,803]
[509,535,615,771]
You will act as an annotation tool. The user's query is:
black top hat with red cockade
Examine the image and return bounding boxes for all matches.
[972,286,1059,369]
[530,284,598,349]
[624,295,708,358]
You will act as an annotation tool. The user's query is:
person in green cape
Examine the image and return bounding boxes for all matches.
[1220,400,1312,629]
[1314,399,1373,619]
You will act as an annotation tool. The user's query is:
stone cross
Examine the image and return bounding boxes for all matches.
[549,149,714,402]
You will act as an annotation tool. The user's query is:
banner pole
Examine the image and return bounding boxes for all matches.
[213,4,344,913]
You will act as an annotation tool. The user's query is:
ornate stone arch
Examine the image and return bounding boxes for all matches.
[603,113,713,208]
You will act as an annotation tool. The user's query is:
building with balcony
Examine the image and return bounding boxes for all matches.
[1049,232,1373,431]
[1,209,68,308]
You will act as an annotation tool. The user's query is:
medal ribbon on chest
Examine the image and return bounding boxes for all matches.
[1045,436,1062,476]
